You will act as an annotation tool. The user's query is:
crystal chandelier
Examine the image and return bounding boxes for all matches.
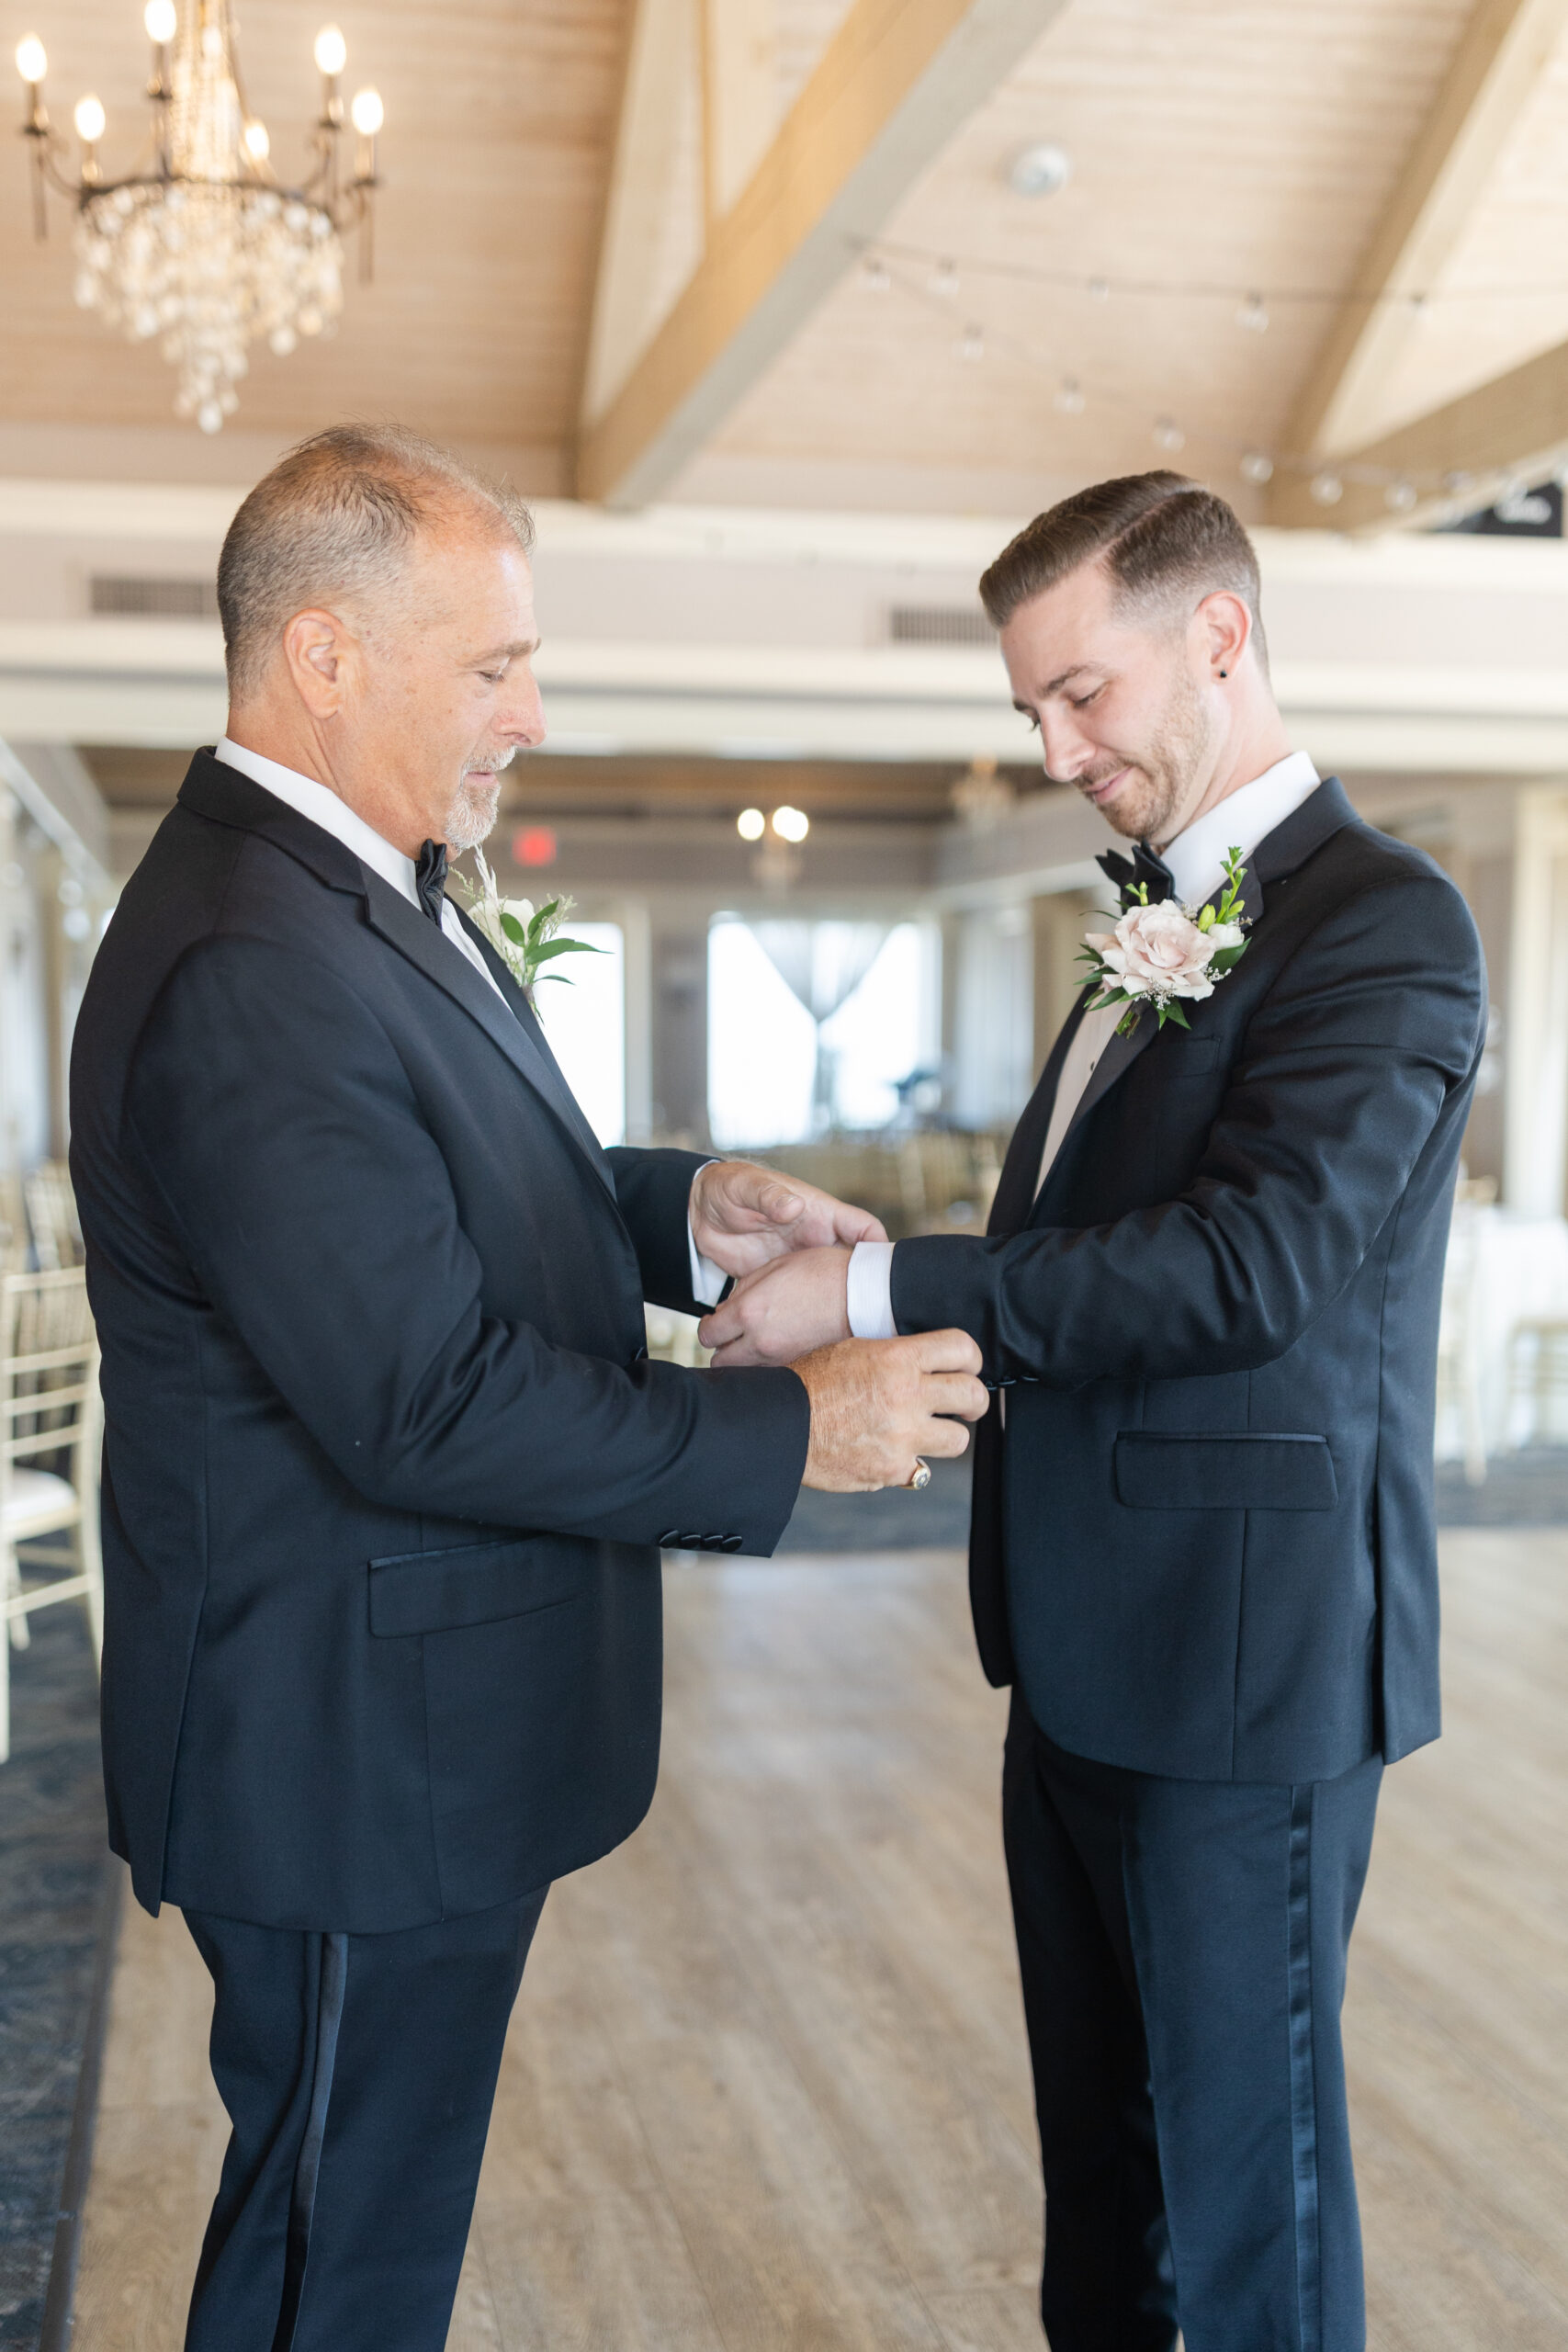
[14,0,382,433]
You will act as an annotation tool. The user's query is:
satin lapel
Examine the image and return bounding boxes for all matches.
[988,989,1092,1235]
[452,906,615,1183]
[1054,999,1160,1160]
[1033,782,1354,1208]
[361,875,615,1197]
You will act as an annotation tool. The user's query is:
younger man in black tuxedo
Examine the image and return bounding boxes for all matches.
[70,424,986,2351]
[702,474,1486,2352]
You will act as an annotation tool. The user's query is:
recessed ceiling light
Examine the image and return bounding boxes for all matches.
[1007,141,1072,198]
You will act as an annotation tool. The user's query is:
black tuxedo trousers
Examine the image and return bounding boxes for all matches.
[887,783,1486,2351]
[70,752,812,2347]
[182,1891,547,2352]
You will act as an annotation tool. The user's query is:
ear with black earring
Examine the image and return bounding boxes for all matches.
[1218,668,1228,678]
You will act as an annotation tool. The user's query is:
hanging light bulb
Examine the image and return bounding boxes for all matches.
[928,257,959,299]
[772,807,810,843]
[1054,376,1085,414]
[22,8,381,429]
[1153,417,1185,453]
[1087,277,1110,302]
[1239,450,1274,484]
[860,255,891,294]
[736,808,765,842]
[1235,290,1269,334]
[957,322,985,363]
[1310,472,1344,506]
[1384,480,1417,513]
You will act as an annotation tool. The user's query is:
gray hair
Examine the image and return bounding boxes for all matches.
[217,423,536,698]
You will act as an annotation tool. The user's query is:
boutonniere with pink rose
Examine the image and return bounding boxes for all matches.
[1078,846,1251,1037]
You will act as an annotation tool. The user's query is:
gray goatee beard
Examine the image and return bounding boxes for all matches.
[443,750,514,853]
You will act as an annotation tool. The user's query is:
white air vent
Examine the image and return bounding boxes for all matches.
[886,604,995,646]
[89,573,220,619]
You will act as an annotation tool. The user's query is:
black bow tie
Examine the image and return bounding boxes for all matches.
[413,839,447,925]
[1096,840,1175,909]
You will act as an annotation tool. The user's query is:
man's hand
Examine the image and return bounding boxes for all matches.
[700,1245,851,1364]
[795,1330,987,1492]
[689,1159,886,1282]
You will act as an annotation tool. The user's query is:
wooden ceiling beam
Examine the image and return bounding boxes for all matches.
[1281,0,1568,467]
[1268,332,1568,531]
[574,0,1068,508]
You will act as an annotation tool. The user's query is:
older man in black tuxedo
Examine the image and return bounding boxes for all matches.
[703,474,1486,2352]
[69,424,985,2352]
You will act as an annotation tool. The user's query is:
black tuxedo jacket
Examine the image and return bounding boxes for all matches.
[894,780,1485,1783]
[70,752,809,1930]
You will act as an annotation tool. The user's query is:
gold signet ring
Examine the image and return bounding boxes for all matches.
[907,1459,932,1491]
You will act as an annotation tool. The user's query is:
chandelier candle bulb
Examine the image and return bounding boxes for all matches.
[18,0,380,421]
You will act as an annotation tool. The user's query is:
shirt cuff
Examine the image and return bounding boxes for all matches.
[687,1163,727,1307]
[846,1240,897,1340]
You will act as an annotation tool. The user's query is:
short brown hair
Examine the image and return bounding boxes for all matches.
[217,423,535,698]
[979,471,1267,671]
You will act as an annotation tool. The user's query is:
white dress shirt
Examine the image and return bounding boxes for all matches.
[214,739,720,1302]
[216,736,509,1006]
[845,750,1322,1340]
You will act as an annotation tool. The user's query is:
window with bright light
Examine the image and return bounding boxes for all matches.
[707,918,939,1148]
[533,921,626,1146]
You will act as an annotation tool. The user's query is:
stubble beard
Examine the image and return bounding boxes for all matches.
[1089,663,1215,846]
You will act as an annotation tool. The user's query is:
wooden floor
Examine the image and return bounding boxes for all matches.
[73,1532,1568,2351]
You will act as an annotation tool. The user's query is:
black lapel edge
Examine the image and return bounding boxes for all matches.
[1037,778,1358,1202]
[988,986,1092,1236]
[1054,998,1160,1160]
[175,750,367,899]
[1251,776,1357,886]
[360,874,615,1196]
[451,904,615,1182]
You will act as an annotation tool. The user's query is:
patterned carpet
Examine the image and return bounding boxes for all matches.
[0,1606,111,2351]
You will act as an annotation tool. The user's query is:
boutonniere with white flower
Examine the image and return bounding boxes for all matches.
[1078,845,1251,1037]
[450,846,604,999]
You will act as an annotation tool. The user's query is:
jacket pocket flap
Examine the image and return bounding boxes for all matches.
[368,1534,581,1637]
[1114,1431,1337,1512]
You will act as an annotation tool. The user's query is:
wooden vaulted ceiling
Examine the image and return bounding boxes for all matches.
[0,0,631,458]
[3,0,1567,526]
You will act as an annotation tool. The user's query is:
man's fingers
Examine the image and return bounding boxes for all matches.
[832,1204,888,1245]
[919,1370,989,1422]
[914,1415,973,1461]
[909,1327,984,1376]
[751,1176,805,1227]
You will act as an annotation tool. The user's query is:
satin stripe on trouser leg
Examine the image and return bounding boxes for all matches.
[1003,1694,1381,2352]
[183,1888,547,2352]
